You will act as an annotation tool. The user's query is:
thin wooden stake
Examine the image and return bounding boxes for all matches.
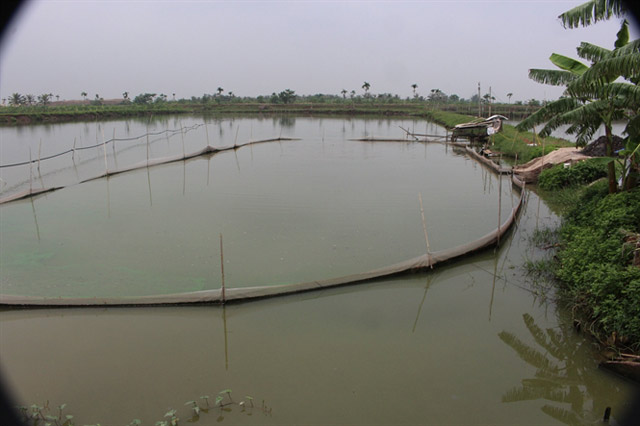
[29,147,33,193]
[102,127,108,174]
[37,139,42,172]
[220,233,226,303]
[180,122,186,158]
[146,127,150,166]
[222,305,229,370]
[418,192,433,268]
[497,173,502,246]
[30,196,41,241]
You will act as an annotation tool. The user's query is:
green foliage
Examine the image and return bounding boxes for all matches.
[133,93,157,104]
[556,186,640,349]
[517,14,639,192]
[538,159,608,190]
[559,0,627,29]
[273,89,296,104]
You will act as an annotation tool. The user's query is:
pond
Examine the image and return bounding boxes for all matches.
[1,116,516,298]
[0,116,637,425]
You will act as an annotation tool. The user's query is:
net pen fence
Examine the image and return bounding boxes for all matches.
[0,136,526,307]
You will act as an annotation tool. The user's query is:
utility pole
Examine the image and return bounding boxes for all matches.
[478,82,482,117]
[488,86,492,117]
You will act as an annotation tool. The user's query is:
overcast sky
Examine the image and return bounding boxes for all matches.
[0,0,638,103]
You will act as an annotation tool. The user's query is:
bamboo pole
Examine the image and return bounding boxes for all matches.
[102,127,108,174]
[106,176,111,219]
[497,172,502,246]
[146,166,153,207]
[146,127,150,166]
[29,148,33,193]
[418,192,433,268]
[180,121,186,158]
[223,305,229,370]
[30,196,41,241]
[37,139,42,173]
[220,233,226,303]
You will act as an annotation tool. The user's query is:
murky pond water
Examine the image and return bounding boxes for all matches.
[2,117,515,297]
[0,116,637,425]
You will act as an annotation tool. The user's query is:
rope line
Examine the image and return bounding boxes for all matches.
[0,124,204,169]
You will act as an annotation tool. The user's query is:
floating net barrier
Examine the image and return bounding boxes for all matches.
[0,134,299,205]
[0,136,526,307]
[0,124,205,169]
[0,123,207,203]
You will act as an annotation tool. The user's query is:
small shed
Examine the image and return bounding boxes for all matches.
[451,115,508,143]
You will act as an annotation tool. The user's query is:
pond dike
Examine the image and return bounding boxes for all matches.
[0,139,525,307]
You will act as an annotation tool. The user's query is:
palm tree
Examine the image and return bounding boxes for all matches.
[482,93,495,104]
[428,88,447,103]
[217,87,224,96]
[8,93,24,106]
[81,91,87,100]
[411,83,418,98]
[37,93,51,106]
[516,19,639,193]
[341,89,347,99]
[362,81,370,97]
[507,92,513,104]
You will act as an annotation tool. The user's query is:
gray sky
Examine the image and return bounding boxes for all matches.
[0,0,638,103]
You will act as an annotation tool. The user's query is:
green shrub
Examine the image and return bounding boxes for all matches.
[556,187,640,349]
[538,159,608,191]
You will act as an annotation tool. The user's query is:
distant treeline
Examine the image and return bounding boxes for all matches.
[0,91,541,125]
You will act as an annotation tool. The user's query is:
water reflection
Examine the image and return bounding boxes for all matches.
[276,116,296,129]
[411,271,439,333]
[500,313,629,425]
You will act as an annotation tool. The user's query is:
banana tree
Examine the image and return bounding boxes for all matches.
[516,19,639,193]
[558,0,627,29]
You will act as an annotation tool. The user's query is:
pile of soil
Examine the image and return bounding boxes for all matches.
[580,135,625,157]
[513,147,591,183]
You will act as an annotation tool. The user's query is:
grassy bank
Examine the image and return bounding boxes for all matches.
[0,101,536,123]
[0,102,441,125]
[424,110,573,163]
[535,164,640,354]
